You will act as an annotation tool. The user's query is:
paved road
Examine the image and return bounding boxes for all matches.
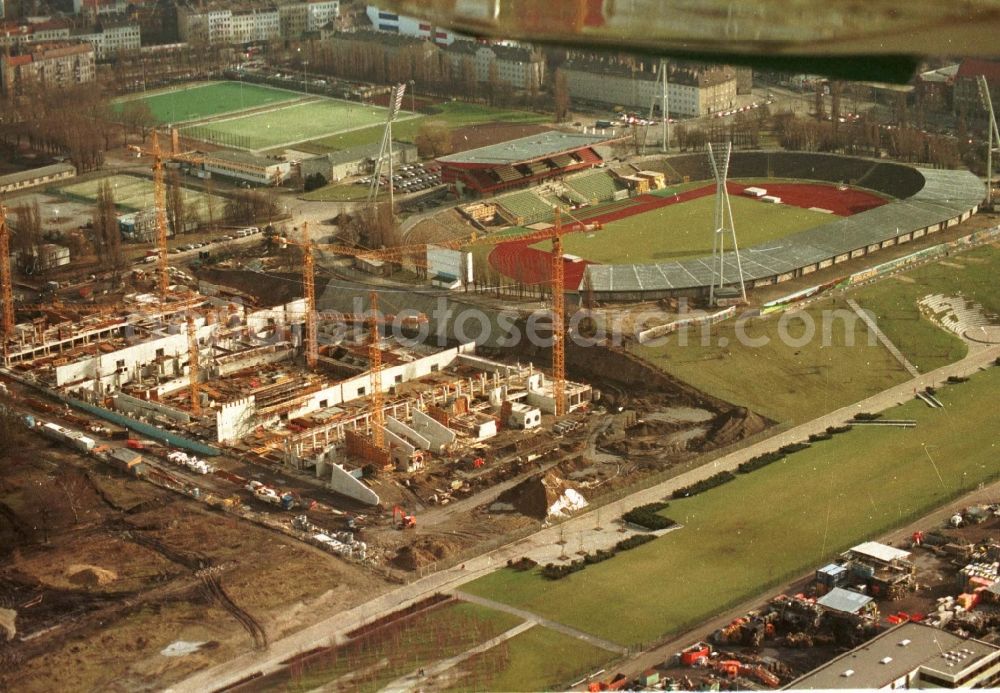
[169,343,1000,693]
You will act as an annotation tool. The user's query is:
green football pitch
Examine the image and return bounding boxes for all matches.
[180,98,402,151]
[114,82,298,125]
[532,193,834,263]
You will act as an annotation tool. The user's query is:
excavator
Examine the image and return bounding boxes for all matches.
[393,505,416,529]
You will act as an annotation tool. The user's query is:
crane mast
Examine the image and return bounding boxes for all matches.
[368,290,385,449]
[187,315,201,415]
[550,209,566,416]
[301,223,317,369]
[0,203,13,338]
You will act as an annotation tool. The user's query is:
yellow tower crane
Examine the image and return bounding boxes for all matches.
[127,129,204,301]
[0,202,14,338]
[367,290,385,450]
[186,314,201,416]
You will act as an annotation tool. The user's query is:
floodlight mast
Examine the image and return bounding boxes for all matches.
[977,76,1000,208]
[369,83,408,209]
[708,142,747,306]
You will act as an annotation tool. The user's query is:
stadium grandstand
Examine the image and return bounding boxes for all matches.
[437,131,612,197]
[580,152,983,301]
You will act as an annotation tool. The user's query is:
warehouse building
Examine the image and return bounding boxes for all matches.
[788,622,1000,689]
[0,162,76,194]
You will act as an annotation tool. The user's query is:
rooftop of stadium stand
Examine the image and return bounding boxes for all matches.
[436,131,610,167]
[581,153,984,294]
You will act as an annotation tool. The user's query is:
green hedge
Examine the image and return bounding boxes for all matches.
[541,535,656,580]
[622,502,675,530]
[672,471,736,499]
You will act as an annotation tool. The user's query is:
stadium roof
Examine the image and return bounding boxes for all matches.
[788,622,999,690]
[0,162,76,187]
[437,132,610,167]
[582,166,984,294]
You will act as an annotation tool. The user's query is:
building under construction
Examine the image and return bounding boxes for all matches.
[2,288,592,506]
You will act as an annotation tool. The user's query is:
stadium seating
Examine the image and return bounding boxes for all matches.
[566,171,623,203]
[495,165,524,183]
[496,191,554,225]
[550,154,575,168]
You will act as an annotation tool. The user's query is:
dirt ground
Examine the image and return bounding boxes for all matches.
[0,436,391,692]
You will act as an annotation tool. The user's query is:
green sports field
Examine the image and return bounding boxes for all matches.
[532,193,834,263]
[181,98,402,151]
[462,365,1000,648]
[56,174,225,220]
[114,82,298,125]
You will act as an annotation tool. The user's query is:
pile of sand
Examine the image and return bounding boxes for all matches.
[709,407,769,447]
[0,608,16,641]
[392,537,463,571]
[66,564,118,587]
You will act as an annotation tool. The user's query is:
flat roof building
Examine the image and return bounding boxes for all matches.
[787,622,1000,690]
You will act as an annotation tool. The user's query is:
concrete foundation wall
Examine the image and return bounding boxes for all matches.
[386,416,430,450]
[216,396,255,443]
[113,392,192,424]
[411,409,456,452]
[329,462,379,505]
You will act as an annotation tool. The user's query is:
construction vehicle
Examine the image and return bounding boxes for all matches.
[393,505,416,529]
[587,673,629,692]
[680,641,713,666]
[246,480,296,510]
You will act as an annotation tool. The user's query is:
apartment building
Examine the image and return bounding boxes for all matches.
[0,42,96,94]
[445,40,545,91]
[179,0,337,44]
[560,59,738,117]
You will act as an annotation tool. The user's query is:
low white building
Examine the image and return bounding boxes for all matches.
[200,151,292,186]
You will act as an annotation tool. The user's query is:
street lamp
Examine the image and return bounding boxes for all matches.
[408,80,415,113]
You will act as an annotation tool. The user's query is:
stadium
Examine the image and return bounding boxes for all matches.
[440,148,984,302]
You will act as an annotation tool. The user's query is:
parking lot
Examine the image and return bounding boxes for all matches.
[357,162,442,194]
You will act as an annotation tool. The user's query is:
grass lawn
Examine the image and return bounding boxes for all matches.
[535,195,834,263]
[462,366,1000,648]
[268,601,522,692]
[630,297,910,424]
[447,626,615,692]
[181,98,399,151]
[301,101,550,153]
[114,81,297,124]
[301,182,389,202]
[849,244,1000,372]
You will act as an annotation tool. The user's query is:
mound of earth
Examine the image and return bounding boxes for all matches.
[392,536,464,571]
[66,564,118,587]
[0,608,16,641]
[708,407,769,447]
[494,471,587,520]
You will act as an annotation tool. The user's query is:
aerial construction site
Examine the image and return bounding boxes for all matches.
[4,26,1000,690]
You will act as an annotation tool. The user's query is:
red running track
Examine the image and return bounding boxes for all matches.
[488,182,889,286]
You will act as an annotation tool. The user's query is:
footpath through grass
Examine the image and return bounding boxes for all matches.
[850,244,1000,372]
[631,297,910,424]
[462,366,1000,648]
[447,626,614,692]
[114,81,296,124]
